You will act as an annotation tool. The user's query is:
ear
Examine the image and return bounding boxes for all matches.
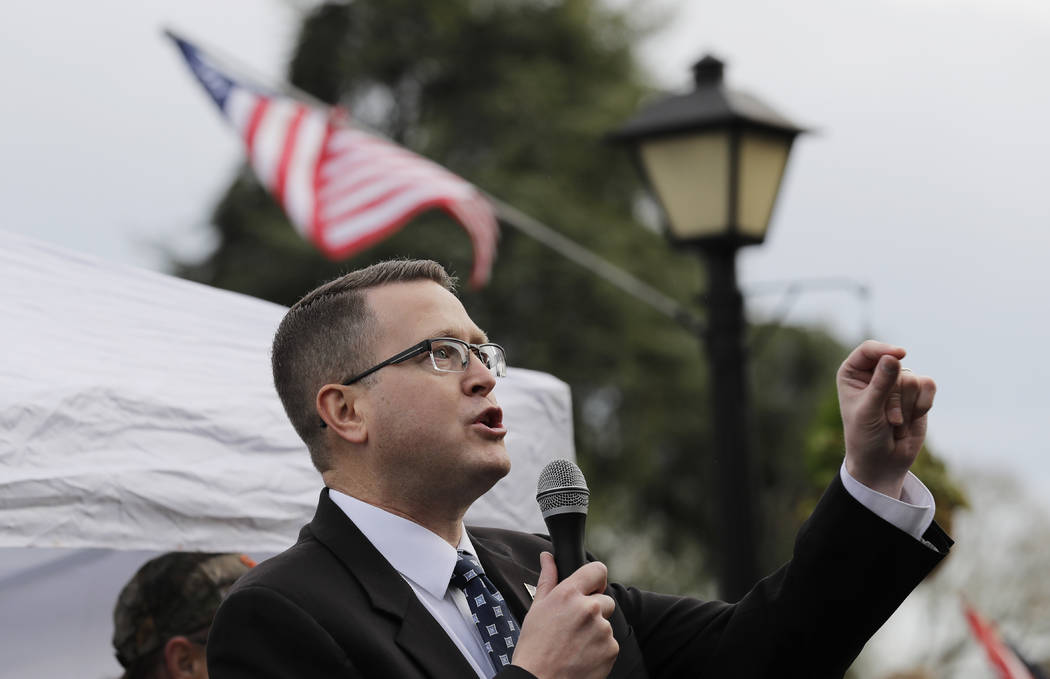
[317,384,368,444]
[163,636,206,678]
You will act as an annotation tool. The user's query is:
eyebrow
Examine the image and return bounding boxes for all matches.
[432,328,490,344]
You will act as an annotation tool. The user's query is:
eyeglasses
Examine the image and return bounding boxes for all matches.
[342,337,507,386]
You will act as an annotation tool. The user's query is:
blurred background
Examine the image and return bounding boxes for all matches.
[3,0,1049,676]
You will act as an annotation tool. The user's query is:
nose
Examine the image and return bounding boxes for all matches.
[462,349,496,396]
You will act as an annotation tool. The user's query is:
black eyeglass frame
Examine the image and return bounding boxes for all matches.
[320,338,506,429]
[341,337,507,386]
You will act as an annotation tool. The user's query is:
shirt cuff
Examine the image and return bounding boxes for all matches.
[839,462,936,542]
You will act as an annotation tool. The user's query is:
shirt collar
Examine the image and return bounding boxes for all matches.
[328,488,476,598]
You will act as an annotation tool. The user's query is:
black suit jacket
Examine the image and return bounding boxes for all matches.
[207,475,951,679]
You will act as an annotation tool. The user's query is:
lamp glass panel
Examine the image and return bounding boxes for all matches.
[639,132,729,240]
[737,131,791,240]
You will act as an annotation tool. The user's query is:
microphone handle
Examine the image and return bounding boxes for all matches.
[543,511,587,582]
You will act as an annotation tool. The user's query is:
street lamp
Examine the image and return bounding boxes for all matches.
[609,54,806,600]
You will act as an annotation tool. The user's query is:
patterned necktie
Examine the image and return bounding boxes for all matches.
[449,550,520,673]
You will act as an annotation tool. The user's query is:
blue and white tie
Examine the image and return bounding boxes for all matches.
[449,550,520,672]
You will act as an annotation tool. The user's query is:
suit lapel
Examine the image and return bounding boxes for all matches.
[469,529,539,624]
[308,489,480,679]
[395,597,483,678]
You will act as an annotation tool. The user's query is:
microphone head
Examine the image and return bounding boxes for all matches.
[536,459,589,518]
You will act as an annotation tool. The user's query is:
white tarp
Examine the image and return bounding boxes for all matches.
[0,229,576,677]
[0,229,575,550]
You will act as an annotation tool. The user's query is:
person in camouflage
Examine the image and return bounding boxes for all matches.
[112,552,253,679]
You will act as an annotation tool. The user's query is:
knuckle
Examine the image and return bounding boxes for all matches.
[582,561,606,583]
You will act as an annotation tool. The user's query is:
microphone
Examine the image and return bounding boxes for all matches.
[536,459,590,582]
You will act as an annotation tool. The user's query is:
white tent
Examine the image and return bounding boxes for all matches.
[0,230,576,677]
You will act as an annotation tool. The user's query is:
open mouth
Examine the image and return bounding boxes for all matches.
[473,407,504,430]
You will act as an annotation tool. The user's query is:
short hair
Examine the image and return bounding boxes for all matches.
[271,259,457,472]
[112,552,253,677]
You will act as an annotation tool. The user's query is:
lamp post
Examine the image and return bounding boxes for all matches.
[609,55,806,601]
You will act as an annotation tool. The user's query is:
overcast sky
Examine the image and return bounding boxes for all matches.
[641,0,1050,505]
[4,1,1049,676]
[4,0,1048,495]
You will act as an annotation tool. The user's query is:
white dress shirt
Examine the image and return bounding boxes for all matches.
[329,467,937,679]
[839,462,937,544]
[328,489,497,679]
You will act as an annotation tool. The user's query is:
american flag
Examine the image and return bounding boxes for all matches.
[170,34,498,288]
[963,601,1043,679]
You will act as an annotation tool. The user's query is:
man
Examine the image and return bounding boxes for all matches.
[207,259,952,678]
[113,551,253,679]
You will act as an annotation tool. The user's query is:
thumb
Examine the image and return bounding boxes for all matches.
[534,551,558,599]
[864,355,901,414]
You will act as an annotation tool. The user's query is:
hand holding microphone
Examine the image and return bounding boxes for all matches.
[511,460,619,679]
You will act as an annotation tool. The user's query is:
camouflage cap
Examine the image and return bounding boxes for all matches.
[112,552,254,668]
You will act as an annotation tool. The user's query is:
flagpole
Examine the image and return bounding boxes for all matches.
[488,197,702,332]
[164,28,704,333]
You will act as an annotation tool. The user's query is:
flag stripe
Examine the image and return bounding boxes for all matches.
[321,196,454,256]
[319,155,466,202]
[309,119,337,242]
[321,171,473,222]
[249,98,299,187]
[243,98,269,161]
[225,89,259,133]
[273,105,307,208]
[283,110,328,231]
[319,151,462,196]
[324,185,464,243]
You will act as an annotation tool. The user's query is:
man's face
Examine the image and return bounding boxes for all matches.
[355,280,510,506]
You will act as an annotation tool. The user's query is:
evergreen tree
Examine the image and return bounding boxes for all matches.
[175,0,962,593]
